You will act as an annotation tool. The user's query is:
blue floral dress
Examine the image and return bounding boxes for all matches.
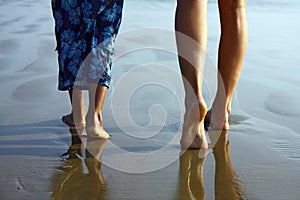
[52,0,123,90]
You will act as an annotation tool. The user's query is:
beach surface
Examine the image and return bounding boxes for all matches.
[1,0,300,199]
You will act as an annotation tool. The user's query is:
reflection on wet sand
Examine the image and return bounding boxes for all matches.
[178,150,206,200]
[51,128,108,200]
[51,128,244,200]
[213,131,244,200]
[177,131,244,200]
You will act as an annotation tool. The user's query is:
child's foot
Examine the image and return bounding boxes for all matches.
[62,113,75,127]
[86,113,110,139]
[62,113,86,128]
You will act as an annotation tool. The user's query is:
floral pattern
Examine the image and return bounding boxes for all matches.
[52,0,124,90]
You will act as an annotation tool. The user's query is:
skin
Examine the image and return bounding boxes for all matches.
[175,0,208,150]
[85,84,110,139]
[63,85,110,139]
[205,0,248,130]
[175,0,248,149]
[61,89,85,127]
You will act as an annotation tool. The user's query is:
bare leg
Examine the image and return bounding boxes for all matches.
[62,89,86,127]
[205,0,248,130]
[175,0,208,149]
[71,89,86,127]
[86,84,109,139]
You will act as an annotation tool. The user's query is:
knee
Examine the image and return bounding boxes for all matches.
[219,0,248,34]
[231,0,246,9]
[230,0,247,21]
[220,0,246,13]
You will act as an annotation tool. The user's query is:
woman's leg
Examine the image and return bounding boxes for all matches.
[205,0,248,130]
[86,84,110,138]
[175,0,208,149]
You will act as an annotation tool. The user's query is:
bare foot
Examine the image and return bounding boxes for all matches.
[181,100,208,150]
[204,109,229,130]
[86,113,110,139]
[62,113,75,127]
[62,112,86,128]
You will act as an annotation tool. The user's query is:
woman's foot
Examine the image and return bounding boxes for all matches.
[181,100,208,150]
[62,108,86,128]
[86,113,110,139]
[204,108,230,130]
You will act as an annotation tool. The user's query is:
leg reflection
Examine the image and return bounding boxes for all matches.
[177,150,206,200]
[212,131,244,200]
[59,128,83,159]
[51,128,108,200]
[84,138,108,197]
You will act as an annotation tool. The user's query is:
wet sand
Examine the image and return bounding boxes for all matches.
[1,0,300,199]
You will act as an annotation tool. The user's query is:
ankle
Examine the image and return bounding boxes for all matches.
[212,100,231,114]
[185,97,207,118]
[86,111,103,125]
[184,99,207,127]
[198,98,208,120]
[97,112,103,126]
[226,101,231,116]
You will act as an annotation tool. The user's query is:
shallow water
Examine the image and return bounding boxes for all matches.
[0,0,300,199]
